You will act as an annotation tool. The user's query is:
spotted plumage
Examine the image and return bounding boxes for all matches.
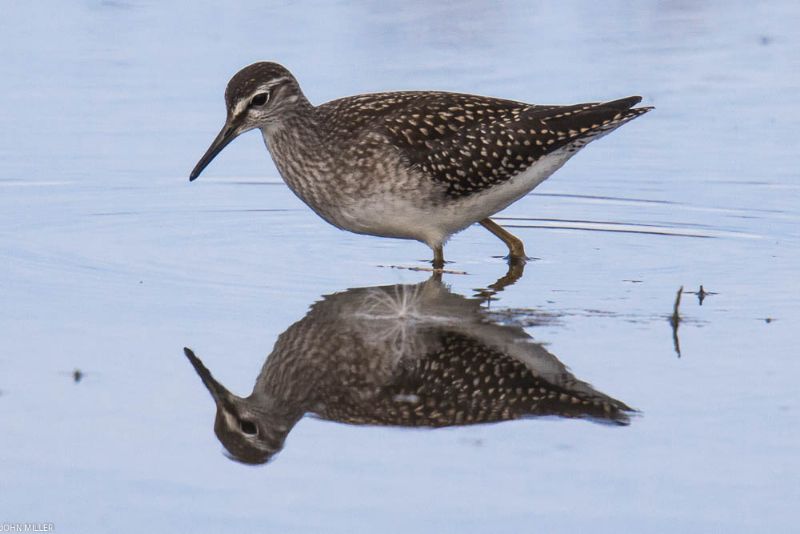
[191,62,653,266]
[325,331,630,427]
[185,279,633,464]
[363,92,647,198]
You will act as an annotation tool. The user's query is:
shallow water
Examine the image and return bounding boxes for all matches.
[1,1,798,532]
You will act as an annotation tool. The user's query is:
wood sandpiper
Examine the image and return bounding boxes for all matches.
[190,62,652,268]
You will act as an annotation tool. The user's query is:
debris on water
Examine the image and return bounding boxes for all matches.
[671,286,683,325]
[697,285,707,305]
[377,264,468,275]
[670,286,683,357]
[686,284,717,305]
[487,307,562,327]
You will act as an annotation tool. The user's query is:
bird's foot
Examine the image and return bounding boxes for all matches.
[493,254,536,265]
[506,253,530,265]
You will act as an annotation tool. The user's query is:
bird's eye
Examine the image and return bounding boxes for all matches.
[240,420,258,435]
[250,93,269,107]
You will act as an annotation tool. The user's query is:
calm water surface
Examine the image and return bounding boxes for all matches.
[1,1,798,532]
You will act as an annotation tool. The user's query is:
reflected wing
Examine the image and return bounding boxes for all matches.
[322,331,633,426]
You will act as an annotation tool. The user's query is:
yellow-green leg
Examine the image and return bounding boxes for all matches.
[480,218,527,262]
[432,245,445,269]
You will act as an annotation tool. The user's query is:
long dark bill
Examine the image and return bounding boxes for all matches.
[183,347,236,411]
[189,123,239,181]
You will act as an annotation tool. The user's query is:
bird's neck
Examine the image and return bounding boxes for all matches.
[260,96,321,149]
[259,104,338,203]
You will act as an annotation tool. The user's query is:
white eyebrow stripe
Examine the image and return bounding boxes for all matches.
[232,77,292,116]
[265,76,291,88]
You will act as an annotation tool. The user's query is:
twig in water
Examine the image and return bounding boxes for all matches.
[377,264,468,275]
[670,286,683,357]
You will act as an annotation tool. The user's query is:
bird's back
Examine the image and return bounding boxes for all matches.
[316,91,652,198]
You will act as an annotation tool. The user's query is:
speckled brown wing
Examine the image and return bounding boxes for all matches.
[349,92,651,198]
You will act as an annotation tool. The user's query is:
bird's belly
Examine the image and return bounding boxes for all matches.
[436,147,577,229]
[329,195,444,244]
[281,146,577,248]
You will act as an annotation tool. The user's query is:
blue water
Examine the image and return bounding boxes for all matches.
[1,1,798,532]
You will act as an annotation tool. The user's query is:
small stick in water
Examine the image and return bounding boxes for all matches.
[670,286,683,357]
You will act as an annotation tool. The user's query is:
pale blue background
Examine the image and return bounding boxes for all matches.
[1,1,798,532]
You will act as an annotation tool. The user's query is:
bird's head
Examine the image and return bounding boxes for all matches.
[183,347,292,465]
[190,62,306,181]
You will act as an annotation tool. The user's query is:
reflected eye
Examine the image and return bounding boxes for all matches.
[240,420,258,436]
[250,93,269,107]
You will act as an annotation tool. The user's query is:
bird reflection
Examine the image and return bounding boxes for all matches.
[184,275,633,465]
